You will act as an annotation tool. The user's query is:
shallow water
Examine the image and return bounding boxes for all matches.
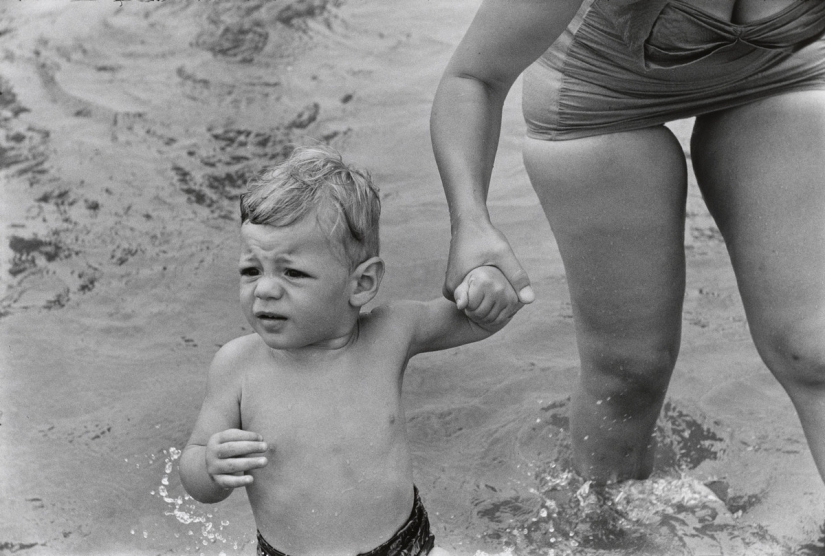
[447,399,779,556]
[145,396,823,555]
[1,1,824,555]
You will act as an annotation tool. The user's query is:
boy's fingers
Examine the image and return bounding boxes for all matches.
[214,473,254,489]
[465,285,489,313]
[213,456,268,474]
[482,304,505,324]
[215,429,263,443]
[215,441,268,459]
[454,280,470,310]
[494,304,520,326]
[481,294,523,327]
[470,294,499,319]
[237,457,268,471]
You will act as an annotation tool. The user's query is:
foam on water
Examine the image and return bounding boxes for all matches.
[460,398,796,556]
[154,446,243,553]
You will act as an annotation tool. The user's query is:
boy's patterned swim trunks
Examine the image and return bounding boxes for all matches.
[256,486,435,556]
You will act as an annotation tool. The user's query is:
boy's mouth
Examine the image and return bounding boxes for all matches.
[255,311,287,322]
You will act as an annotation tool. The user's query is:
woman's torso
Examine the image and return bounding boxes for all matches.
[522,0,825,140]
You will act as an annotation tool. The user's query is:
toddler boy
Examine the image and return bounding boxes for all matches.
[179,145,522,556]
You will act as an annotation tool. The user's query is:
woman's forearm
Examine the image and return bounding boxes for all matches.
[430,72,509,229]
[430,0,580,301]
[431,70,530,298]
[431,0,582,230]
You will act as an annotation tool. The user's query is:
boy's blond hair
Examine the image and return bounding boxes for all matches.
[240,145,381,267]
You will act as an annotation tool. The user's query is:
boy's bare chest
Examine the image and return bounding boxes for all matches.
[239,358,405,460]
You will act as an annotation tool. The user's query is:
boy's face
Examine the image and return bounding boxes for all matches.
[239,215,357,351]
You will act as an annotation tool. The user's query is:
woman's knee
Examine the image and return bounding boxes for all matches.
[754,317,825,389]
[580,337,680,408]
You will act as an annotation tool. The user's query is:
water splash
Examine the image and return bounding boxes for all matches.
[472,460,785,556]
[153,446,240,551]
[474,548,515,556]
[464,398,790,556]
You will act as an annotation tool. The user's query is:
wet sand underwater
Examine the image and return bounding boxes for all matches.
[1,1,824,555]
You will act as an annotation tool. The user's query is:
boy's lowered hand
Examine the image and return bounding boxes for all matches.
[205,429,269,489]
[454,265,523,331]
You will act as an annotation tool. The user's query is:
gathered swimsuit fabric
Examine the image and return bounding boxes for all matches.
[522,0,825,140]
[256,486,435,556]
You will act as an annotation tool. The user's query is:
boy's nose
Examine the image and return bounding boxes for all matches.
[255,277,284,299]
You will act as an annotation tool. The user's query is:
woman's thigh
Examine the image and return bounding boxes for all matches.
[523,126,688,386]
[691,90,825,374]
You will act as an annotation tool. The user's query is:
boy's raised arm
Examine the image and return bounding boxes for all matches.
[179,340,269,504]
[406,266,522,356]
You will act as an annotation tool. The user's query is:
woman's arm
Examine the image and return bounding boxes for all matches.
[431,0,583,301]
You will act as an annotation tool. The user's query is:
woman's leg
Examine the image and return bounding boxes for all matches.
[523,126,689,482]
[691,90,825,481]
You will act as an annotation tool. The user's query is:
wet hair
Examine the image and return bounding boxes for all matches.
[240,145,380,267]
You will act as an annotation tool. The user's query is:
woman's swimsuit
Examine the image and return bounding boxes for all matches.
[256,486,435,556]
[522,0,825,140]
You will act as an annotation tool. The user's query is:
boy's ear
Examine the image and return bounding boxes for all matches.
[349,256,384,308]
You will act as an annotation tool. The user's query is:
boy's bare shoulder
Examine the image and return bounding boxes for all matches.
[209,333,269,378]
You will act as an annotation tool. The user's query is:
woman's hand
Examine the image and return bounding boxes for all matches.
[444,217,535,305]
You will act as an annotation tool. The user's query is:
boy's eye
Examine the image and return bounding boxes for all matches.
[240,267,260,277]
[284,269,308,279]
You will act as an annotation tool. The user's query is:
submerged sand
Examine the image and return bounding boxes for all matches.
[1,1,823,555]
